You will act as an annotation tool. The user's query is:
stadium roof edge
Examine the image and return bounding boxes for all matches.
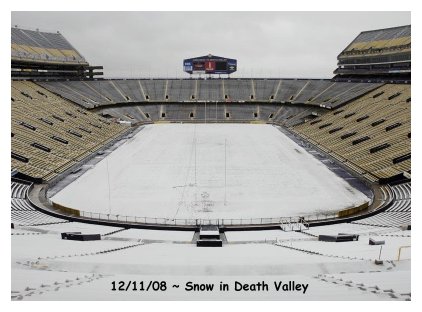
[356,24,410,36]
[338,24,411,58]
[12,25,63,35]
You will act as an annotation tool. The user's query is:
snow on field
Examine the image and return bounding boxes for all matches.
[51,124,369,220]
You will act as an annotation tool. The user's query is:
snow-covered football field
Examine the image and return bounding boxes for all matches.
[51,124,369,220]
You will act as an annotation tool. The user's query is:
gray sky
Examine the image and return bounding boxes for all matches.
[11,11,410,78]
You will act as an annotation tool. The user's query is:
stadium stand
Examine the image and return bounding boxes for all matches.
[11,180,30,199]
[38,79,381,109]
[275,80,307,102]
[225,79,253,101]
[113,80,146,102]
[352,183,411,227]
[61,81,108,104]
[291,84,410,182]
[197,79,224,102]
[84,80,127,103]
[96,103,327,125]
[141,79,167,101]
[254,79,279,101]
[11,180,67,226]
[334,25,410,81]
[11,27,86,64]
[131,104,161,121]
[11,27,103,80]
[293,80,331,103]
[167,79,196,101]
[11,81,129,182]
[343,26,410,53]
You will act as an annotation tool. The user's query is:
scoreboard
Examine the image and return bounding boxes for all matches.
[183,54,237,75]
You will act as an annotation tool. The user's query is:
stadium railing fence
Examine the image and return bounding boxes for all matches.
[77,210,340,226]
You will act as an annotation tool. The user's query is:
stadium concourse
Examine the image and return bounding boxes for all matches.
[11,25,411,300]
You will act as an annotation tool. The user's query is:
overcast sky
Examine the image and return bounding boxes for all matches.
[11,11,410,79]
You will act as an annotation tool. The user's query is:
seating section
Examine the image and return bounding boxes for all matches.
[342,25,411,54]
[83,80,126,103]
[197,80,223,102]
[11,27,87,64]
[291,84,410,181]
[11,181,30,199]
[97,103,323,125]
[11,81,129,181]
[352,183,411,227]
[275,80,307,102]
[141,80,166,101]
[167,80,196,101]
[392,183,411,200]
[11,180,67,226]
[224,79,253,101]
[38,79,381,109]
[334,25,411,79]
[113,80,146,102]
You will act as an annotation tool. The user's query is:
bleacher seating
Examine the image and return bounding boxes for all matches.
[11,81,129,181]
[291,84,410,181]
[224,79,253,101]
[95,103,322,125]
[62,81,107,105]
[113,80,146,102]
[83,80,126,103]
[197,79,223,102]
[141,80,166,101]
[167,80,196,101]
[38,79,381,109]
[11,181,30,199]
[392,183,411,200]
[334,25,411,79]
[11,27,87,64]
[342,25,411,54]
[254,79,279,101]
[11,180,67,226]
[352,183,411,228]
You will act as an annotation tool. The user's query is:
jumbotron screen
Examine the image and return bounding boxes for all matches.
[183,54,237,75]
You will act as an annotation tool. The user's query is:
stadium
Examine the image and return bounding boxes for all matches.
[11,19,411,300]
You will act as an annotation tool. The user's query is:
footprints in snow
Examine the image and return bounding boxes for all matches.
[11,273,106,300]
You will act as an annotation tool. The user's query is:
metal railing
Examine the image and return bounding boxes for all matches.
[78,210,338,226]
